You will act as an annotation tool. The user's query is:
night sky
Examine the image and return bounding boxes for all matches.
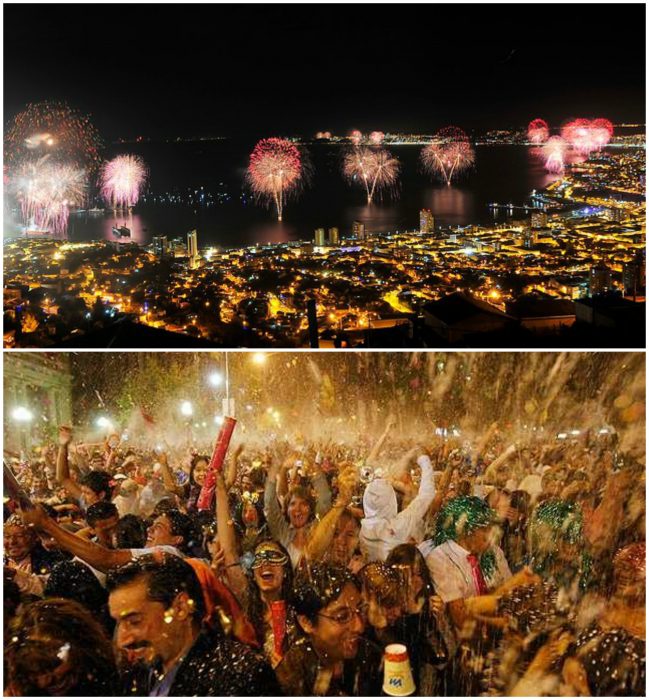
[4,3,646,140]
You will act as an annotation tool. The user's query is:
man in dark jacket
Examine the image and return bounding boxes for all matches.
[106,552,279,696]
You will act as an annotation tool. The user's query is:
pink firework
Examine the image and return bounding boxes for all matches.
[420,127,475,186]
[591,118,614,149]
[343,146,399,203]
[561,119,598,154]
[349,129,363,146]
[100,155,147,209]
[12,157,86,235]
[543,136,567,173]
[369,131,385,145]
[247,138,302,221]
[527,118,550,144]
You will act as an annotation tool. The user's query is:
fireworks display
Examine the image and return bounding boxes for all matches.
[543,136,567,173]
[420,127,475,186]
[4,101,102,171]
[349,129,363,146]
[11,157,86,236]
[315,131,332,140]
[561,118,614,155]
[246,138,303,221]
[100,155,148,209]
[343,146,400,204]
[369,130,385,145]
[527,118,550,144]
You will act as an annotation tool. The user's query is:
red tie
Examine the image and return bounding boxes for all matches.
[467,554,489,595]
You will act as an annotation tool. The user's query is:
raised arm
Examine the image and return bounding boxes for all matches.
[20,504,131,572]
[366,413,395,466]
[215,472,248,603]
[158,451,185,497]
[305,467,356,561]
[263,458,291,546]
[426,452,462,520]
[56,427,82,500]
[225,444,244,491]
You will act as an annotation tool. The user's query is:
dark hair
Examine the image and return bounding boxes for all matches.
[114,514,147,549]
[246,466,266,489]
[85,500,118,526]
[386,543,436,600]
[245,538,293,644]
[152,496,178,516]
[44,560,113,634]
[292,563,359,624]
[189,455,209,486]
[285,485,316,522]
[509,489,531,514]
[6,598,118,696]
[336,508,361,531]
[163,508,200,554]
[106,553,206,624]
[358,561,402,608]
[79,470,113,500]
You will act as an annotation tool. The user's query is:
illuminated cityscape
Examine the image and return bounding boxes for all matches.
[3,143,645,348]
[3,4,644,348]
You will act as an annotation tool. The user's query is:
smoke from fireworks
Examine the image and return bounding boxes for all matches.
[100,155,148,209]
[246,138,303,221]
[12,157,86,235]
[369,131,385,145]
[543,136,567,173]
[343,146,400,204]
[527,118,550,144]
[420,127,475,186]
[4,101,102,171]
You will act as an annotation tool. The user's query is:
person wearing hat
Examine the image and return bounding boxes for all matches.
[418,496,516,629]
[360,452,436,563]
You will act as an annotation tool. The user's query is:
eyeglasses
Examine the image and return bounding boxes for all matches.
[318,603,369,625]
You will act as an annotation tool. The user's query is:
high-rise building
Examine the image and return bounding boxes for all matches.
[589,264,612,295]
[314,228,326,246]
[187,230,198,269]
[420,209,435,234]
[328,227,340,245]
[352,221,366,240]
[152,235,169,258]
[623,250,646,299]
[530,211,548,229]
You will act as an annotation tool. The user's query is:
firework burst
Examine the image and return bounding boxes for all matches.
[12,157,86,236]
[420,127,475,186]
[369,131,385,145]
[349,129,363,146]
[100,155,148,209]
[528,118,550,144]
[543,136,567,173]
[246,138,303,221]
[4,101,102,172]
[591,118,614,149]
[343,146,400,204]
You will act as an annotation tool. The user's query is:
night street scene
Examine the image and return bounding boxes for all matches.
[3,351,645,695]
[3,3,645,348]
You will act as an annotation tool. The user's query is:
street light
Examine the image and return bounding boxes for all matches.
[180,401,193,417]
[208,371,223,387]
[251,352,267,366]
[96,416,113,430]
[11,407,33,423]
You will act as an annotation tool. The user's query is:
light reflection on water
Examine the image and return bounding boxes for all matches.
[4,145,567,249]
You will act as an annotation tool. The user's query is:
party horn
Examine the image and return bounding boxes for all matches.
[270,600,287,658]
[196,417,236,510]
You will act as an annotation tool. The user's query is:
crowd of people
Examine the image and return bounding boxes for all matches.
[3,417,645,696]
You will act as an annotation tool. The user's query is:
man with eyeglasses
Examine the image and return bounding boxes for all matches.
[276,563,382,696]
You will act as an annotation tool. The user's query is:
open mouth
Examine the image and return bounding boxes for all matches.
[260,570,276,582]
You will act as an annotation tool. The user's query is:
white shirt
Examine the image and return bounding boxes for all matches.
[129,544,185,560]
[419,539,511,603]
